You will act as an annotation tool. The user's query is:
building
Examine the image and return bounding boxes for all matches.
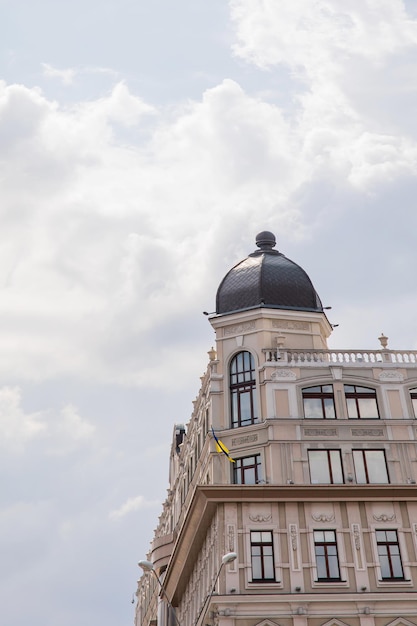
[135,231,417,626]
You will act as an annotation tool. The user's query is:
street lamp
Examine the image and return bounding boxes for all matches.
[138,560,181,626]
[195,552,237,626]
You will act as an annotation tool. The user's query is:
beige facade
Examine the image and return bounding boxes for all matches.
[135,236,417,626]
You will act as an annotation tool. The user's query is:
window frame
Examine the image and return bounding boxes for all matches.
[302,384,336,419]
[313,529,341,582]
[308,449,344,484]
[375,529,405,580]
[344,384,380,419]
[230,351,258,428]
[352,449,389,484]
[233,454,262,485]
[250,530,276,582]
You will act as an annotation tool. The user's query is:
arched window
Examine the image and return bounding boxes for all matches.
[230,351,257,428]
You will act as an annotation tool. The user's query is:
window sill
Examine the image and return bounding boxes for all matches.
[312,579,348,589]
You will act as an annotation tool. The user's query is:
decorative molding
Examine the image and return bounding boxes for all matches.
[289,524,298,551]
[373,513,396,522]
[272,320,309,331]
[352,524,361,550]
[304,428,337,437]
[330,367,343,380]
[351,428,384,437]
[227,525,235,553]
[312,513,335,523]
[223,322,255,336]
[378,370,404,382]
[232,434,258,446]
[271,369,297,381]
[249,514,272,523]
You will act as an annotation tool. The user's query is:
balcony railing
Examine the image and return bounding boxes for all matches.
[263,348,417,365]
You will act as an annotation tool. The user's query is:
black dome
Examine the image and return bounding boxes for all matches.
[216,231,323,315]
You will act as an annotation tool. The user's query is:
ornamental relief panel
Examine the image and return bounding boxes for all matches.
[351,428,384,437]
[304,428,338,437]
[249,514,272,523]
[378,370,404,382]
[373,513,396,522]
[271,369,297,381]
[223,322,256,336]
[272,320,310,331]
[312,513,335,523]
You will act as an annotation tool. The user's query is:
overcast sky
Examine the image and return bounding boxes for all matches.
[1,1,417,625]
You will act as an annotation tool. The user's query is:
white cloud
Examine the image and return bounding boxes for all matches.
[0,387,46,449]
[41,63,119,86]
[109,495,161,520]
[0,387,94,453]
[42,63,77,85]
[230,0,417,74]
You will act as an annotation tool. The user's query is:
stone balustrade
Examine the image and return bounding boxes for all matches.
[262,348,417,365]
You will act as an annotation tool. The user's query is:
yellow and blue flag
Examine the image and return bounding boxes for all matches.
[211,427,235,463]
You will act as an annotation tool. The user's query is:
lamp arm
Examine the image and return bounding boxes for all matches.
[151,570,182,626]
[194,562,224,626]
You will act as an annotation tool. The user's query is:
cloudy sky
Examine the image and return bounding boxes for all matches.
[1,1,417,624]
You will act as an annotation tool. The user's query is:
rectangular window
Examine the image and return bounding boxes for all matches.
[233,454,262,485]
[353,449,389,483]
[410,389,417,418]
[250,531,275,581]
[344,385,379,418]
[376,530,404,579]
[303,385,336,419]
[314,530,341,581]
[308,450,344,484]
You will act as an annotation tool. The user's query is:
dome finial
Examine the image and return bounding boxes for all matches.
[256,231,276,250]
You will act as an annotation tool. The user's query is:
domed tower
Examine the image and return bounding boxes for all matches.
[216,231,323,315]
[208,232,332,431]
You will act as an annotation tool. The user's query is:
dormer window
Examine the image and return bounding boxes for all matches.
[302,385,336,419]
[230,351,257,428]
[344,385,379,419]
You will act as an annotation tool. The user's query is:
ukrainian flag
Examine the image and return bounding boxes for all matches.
[211,427,235,462]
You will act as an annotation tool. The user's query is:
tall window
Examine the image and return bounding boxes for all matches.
[302,385,336,419]
[233,454,262,484]
[250,531,275,581]
[376,530,404,579]
[410,389,417,417]
[352,449,389,483]
[308,450,344,484]
[344,385,379,418]
[314,530,341,581]
[230,351,257,428]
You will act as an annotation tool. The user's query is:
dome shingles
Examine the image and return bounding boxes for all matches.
[216,232,323,315]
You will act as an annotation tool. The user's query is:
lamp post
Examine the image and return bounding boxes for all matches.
[195,552,237,626]
[138,560,182,626]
